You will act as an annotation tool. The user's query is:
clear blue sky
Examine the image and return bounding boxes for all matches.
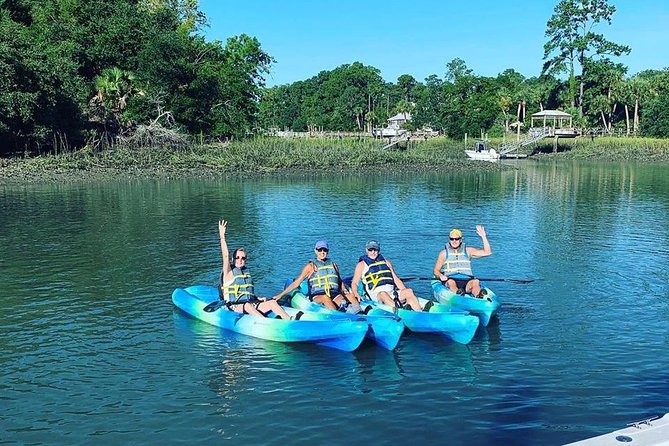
[199,0,669,86]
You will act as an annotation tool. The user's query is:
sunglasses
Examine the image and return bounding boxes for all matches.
[449,237,461,241]
[366,247,379,252]
[316,248,329,253]
[235,256,247,260]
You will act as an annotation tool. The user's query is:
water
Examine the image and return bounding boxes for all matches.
[1,161,668,445]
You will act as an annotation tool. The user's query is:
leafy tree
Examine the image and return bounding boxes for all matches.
[543,0,630,117]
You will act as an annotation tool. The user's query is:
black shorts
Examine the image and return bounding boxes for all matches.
[449,278,471,290]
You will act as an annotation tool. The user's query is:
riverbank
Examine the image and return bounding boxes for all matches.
[0,137,504,184]
[3,135,669,184]
[531,136,669,161]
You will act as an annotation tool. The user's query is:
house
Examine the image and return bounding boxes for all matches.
[373,112,411,137]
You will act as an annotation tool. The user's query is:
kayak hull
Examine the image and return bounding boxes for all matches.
[363,297,480,344]
[289,292,405,350]
[172,285,367,352]
[431,280,501,327]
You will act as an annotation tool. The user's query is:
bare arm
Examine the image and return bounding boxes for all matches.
[350,261,365,300]
[218,220,232,282]
[467,224,492,258]
[433,250,448,281]
[333,262,351,295]
[272,262,316,300]
[386,259,407,290]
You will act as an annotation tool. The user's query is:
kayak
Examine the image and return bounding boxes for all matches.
[565,413,669,445]
[363,296,480,345]
[431,280,501,327]
[172,285,368,352]
[288,291,405,351]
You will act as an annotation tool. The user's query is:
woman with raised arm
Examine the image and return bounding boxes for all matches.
[218,220,291,320]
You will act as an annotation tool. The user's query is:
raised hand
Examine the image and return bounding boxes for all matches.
[476,224,487,238]
[218,220,227,238]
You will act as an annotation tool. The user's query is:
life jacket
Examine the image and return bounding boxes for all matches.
[360,254,395,291]
[308,259,340,297]
[220,266,256,303]
[440,243,473,276]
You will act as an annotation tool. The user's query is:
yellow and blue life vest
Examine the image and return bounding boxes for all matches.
[360,254,395,291]
[220,266,256,303]
[308,259,341,297]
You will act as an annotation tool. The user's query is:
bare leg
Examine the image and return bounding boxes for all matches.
[466,279,482,297]
[375,290,396,307]
[399,288,422,311]
[446,278,458,293]
[313,295,337,310]
[258,300,291,320]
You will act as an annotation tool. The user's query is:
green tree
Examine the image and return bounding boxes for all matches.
[543,0,630,118]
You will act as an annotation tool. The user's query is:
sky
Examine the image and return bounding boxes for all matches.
[199,0,669,86]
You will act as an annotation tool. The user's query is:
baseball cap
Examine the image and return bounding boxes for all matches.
[314,240,329,250]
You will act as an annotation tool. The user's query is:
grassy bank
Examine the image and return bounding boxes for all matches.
[532,137,669,162]
[0,137,500,183]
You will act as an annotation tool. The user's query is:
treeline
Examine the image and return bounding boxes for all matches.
[258,59,669,139]
[0,0,271,156]
[259,0,669,139]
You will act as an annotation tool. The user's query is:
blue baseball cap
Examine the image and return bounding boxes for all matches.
[314,240,329,250]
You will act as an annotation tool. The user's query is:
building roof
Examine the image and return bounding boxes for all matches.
[531,110,572,118]
[388,112,411,122]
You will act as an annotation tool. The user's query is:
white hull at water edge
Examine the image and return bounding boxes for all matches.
[565,413,669,446]
[464,149,500,161]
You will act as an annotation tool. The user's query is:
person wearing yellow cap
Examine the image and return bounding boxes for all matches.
[432,225,492,298]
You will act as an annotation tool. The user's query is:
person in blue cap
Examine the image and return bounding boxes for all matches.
[350,240,424,311]
[275,240,362,313]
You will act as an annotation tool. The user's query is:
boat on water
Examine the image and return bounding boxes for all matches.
[431,280,501,327]
[172,285,368,352]
[565,413,669,445]
[289,291,405,350]
[464,140,500,161]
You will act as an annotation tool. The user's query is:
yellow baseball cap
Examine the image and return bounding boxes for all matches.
[449,228,462,238]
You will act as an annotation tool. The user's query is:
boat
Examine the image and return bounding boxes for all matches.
[288,291,405,350]
[363,297,480,344]
[172,285,368,352]
[564,413,669,445]
[431,280,501,327]
[465,140,500,161]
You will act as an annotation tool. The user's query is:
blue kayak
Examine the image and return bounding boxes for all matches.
[363,296,480,345]
[431,280,501,327]
[172,285,368,352]
[288,292,405,350]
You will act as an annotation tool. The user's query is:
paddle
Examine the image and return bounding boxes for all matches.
[402,276,535,284]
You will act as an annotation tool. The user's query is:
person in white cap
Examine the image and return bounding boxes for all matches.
[274,240,362,313]
[433,225,492,298]
[350,240,424,311]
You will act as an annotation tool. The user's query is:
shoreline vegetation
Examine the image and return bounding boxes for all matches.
[2,136,669,185]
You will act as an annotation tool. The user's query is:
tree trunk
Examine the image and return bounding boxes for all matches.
[600,111,608,133]
[633,99,639,136]
[624,104,630,136]
[516,102,522,123]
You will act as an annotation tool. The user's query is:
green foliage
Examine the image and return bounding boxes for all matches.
[641,96,669,138]
[0,0,272,155]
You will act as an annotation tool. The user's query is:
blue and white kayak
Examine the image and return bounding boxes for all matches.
[172,285,368,352]
[363,297,480,345]
[431,280,501,327]
[289,292,405,350]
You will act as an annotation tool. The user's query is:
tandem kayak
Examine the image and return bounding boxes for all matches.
[172,285,368,352]
[288,292,405,351]
[431,280,501,327]
[363,297,480,345]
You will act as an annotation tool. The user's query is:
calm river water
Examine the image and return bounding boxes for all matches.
[1,161,668,445]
